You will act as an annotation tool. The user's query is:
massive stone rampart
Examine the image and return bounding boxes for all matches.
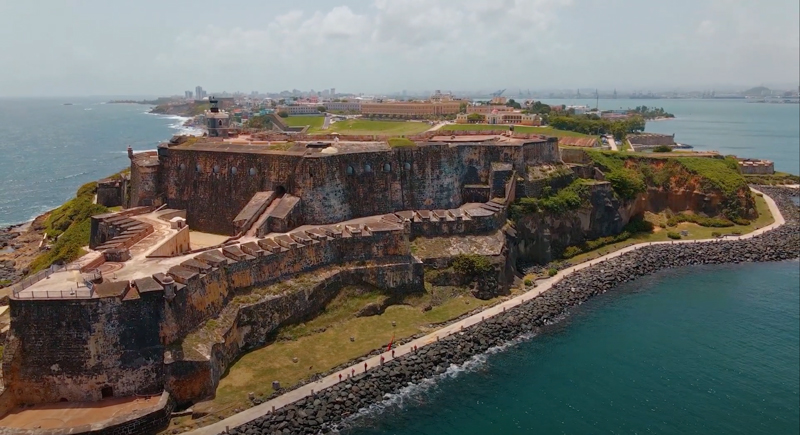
[153,138,558,234]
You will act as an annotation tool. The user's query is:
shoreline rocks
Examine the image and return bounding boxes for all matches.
[225,187,798,435]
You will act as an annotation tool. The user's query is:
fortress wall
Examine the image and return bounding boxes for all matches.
[523,138,560,164]
[155,142,544,233]
[169,261,423,404]
[161,229,410,344]
[559,147,591,164]
[297,146,464,224]
[130,160,159,208]
[160,149,303,234]
[409,212,505,237]
[3,293,165,405]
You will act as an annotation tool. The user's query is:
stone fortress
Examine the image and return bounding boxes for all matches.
[0,100,759,433]
[0,101,595,433]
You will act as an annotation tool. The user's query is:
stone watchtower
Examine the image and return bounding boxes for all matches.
[205,96,231,138]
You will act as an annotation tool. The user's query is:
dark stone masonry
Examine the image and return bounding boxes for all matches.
[225,187,798,435]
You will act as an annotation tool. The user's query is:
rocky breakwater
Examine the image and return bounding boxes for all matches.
[225,187,798,435]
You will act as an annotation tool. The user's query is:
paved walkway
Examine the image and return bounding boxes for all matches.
[188,188,786,434]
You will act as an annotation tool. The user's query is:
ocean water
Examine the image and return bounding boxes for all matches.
[349,261,800,435]
[0,97,199,227]
[539,98,800,174]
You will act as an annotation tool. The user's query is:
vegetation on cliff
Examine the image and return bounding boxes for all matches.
[510,179,591,220]
[585,151,752,218]
[28,181,108,273]
[561,217,654,258]
[743,172,800,185]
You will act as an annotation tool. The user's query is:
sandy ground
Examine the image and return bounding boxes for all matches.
[0,395,161,430]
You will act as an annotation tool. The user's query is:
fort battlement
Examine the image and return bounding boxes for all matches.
[129,133,557,234]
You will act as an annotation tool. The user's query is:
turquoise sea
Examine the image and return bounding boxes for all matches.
[0,97,195,227]
[540,98,800,174]
[350,261,799,435]
[0,97,798,435]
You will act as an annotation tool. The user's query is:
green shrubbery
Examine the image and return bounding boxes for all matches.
[387,137,416,148]
[523,278,533,286]
[652,145,673,153]
[666,213,736,228]
[452,254,494,277]
[29,181,108,273]
[667,231,682,240]
[560,216,654,259]
[547,268,558,277]
[605,168,646,200]
[510,180,589,219]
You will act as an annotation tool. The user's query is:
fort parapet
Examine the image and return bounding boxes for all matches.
[130,133,558,235]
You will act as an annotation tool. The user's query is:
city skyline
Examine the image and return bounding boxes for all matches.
[1,0,799,97]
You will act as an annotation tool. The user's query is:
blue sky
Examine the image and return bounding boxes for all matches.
[1,0,798,96]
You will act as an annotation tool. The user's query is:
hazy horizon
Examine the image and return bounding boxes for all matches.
[2,0,798,97]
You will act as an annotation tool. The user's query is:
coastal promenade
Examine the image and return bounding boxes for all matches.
[188,187,788,435]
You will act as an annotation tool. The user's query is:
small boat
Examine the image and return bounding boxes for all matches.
[673,143,693,149]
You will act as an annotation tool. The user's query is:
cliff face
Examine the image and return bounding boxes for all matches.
[514,154,757,265]
[515,182,629,264]
[626,158,756,219]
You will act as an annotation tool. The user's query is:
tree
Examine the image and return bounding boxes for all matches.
[505,99,522,109]
[459,102,467,114]
[467,113,485,123]
[277,111,289,118]
[317,106,326,112]
[653,145,673,152]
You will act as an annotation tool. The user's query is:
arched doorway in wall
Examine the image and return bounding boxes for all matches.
[463,165,481,185]
[275,185,287,197]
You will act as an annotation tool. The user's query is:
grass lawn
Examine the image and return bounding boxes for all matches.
[439,124,594,138]
[555,194,775,266]
[283,116,324,130]
[175,284,498,430]
[316,119,431,136]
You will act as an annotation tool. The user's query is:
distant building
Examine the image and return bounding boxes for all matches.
[205,97,231,138]
[325,101,362,112]
[276,105,321,115]
[738,158,774,175]
[185,90,193,99]
[467,105,515,114]
[456,110,540,126]
[195,86,207,100]
[361,100,462,118]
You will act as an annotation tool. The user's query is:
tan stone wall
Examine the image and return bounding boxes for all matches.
[147,226,190,258]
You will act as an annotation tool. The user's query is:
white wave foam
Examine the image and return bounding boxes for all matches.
[338,332,537,430]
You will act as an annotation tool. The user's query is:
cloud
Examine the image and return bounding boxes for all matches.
[697,19,717,35]
[159,0,573,91]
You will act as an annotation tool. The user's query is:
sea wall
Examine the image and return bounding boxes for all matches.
[228,187,799,435]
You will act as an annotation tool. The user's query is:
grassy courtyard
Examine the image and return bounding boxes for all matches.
[316,119,431,136]
[282,115,324,130]
[439,124,595,138]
